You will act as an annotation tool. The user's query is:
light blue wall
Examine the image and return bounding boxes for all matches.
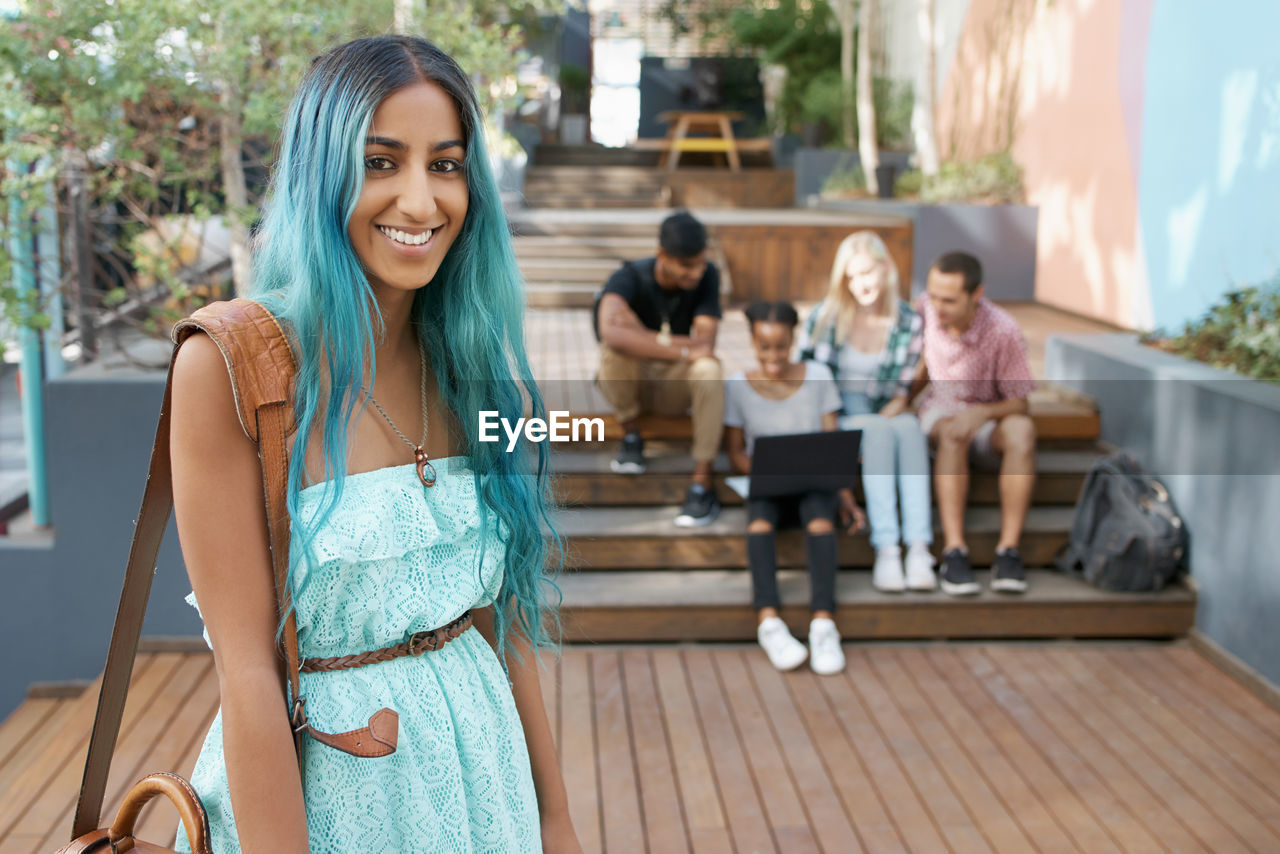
[1139,3,1280,331]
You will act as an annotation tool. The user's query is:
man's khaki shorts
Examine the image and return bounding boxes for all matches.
[920,407,1001,469]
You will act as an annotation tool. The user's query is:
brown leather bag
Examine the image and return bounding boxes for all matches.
[57,299,393,853]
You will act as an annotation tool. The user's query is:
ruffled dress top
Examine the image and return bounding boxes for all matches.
[176,458,542,853]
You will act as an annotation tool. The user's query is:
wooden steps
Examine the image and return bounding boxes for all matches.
[531,144,662,167]
[551,447,1100,507]
[523,166,668,209]
[556,505,1075,570]
[536,376,1193,642]
[513,235,656,259]
[555,570,1198,642]
[514,231,734,309]
[575,385,1101,445]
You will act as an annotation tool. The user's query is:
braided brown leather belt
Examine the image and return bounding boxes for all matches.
[300,610,474,674]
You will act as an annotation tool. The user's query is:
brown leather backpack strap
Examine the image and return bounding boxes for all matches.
[173,299,306,768]
[70,358,180,840]
[176,300,397,764]
[71,299,395,843]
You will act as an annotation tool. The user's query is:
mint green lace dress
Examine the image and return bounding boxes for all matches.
[175,458,542,853]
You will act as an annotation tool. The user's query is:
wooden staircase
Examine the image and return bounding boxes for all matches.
[546,393,1197,643]
[522,165,669,210]
[514,233,655,308]
[513,226,733,309]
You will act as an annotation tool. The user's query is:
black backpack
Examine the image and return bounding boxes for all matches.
[1055,453,1189,591]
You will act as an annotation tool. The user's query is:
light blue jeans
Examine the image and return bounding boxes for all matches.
[840,391,933,550]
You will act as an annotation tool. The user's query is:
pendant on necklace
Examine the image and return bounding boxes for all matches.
[414,447,437,488]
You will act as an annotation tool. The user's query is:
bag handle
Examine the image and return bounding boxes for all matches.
[59,772,214,854]
[70,357,185,839]
[70,300,303,839]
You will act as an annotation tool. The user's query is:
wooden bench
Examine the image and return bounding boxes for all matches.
[639,110,774,172]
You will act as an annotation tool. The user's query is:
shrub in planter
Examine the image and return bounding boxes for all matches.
[893,152,1024,204]
[820,160,867,198]
[1142,273,1280,383]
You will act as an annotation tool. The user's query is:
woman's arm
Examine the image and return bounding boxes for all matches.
[171,333,309,853]
[472,608,583,854]
[821,413,866,532]
[725,425,751,474]
[878,395,909,418]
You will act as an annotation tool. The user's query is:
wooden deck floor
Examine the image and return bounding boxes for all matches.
[4,643,1279,853]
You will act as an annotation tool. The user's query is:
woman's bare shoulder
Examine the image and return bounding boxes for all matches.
[172,331,247,447]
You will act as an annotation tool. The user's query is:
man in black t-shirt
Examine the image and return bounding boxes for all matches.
[595,211,725,526]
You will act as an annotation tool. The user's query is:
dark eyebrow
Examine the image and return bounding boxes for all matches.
[365,135,405,150]
[364,136,465,154]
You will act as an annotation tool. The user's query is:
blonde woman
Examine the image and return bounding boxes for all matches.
[797,232,935,593]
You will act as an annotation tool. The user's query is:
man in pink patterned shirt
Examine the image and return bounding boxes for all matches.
[913,252,1037,597]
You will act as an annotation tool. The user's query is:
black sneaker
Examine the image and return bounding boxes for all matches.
[610,431,646,474]
[674,483,720,527]
[991,547,1028,594]
[939,548,980,596]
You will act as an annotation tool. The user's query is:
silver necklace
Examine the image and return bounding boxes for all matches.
[366,338,436,487]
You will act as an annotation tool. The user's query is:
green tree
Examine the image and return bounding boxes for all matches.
[1,0,548,340]
[728,0,841,137]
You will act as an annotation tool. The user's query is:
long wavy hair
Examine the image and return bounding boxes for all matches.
[251,35,560,659]
[814,230,902,338]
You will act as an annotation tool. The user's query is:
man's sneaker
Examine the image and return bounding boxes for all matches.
[939,547,980,596]
[609,431,646,474]
[991,547,1028,594]
[809,617,846,675]
[757,617,808,671]
[904,542,937,591]
[872,546,905,592]
[674,483,720,527]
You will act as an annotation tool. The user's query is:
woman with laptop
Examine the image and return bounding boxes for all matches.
[724,301,866,675]
[798,231,935,594]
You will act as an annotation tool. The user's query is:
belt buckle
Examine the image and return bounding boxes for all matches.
[407,630,435,656]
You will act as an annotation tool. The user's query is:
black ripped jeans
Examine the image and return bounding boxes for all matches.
[746,490,839,613]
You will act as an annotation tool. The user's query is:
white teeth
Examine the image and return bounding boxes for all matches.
[379,226,432,246]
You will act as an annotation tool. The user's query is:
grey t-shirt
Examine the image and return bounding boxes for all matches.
[836,344,883,396]
[724,362,842,455]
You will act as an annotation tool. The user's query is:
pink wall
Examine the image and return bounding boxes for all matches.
[936,0,1150,329]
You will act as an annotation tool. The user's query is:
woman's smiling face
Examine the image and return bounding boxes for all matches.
[347,80,469,296]
[845,252,886,308]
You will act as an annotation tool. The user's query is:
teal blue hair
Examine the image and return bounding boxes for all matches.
[251,35,560,660]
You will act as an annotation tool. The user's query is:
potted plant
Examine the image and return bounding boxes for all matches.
[557,62,590,146]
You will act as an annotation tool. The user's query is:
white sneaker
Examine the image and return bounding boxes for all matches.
[872,546,905,592]
[808,618,846,675]
[904,542,937,591]
[757,617,808,671]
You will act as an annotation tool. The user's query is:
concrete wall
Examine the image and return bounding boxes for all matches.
[0,365,200,719]
[794,150,914,206]
[1047,333,1280,687]
[818,198,1037,302]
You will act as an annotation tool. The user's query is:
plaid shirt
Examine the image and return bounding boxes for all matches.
[797,299,924,411]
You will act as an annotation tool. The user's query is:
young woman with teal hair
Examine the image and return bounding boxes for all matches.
[169,35,581,852]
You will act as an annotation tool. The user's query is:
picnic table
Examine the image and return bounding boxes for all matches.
[632,110,771,172]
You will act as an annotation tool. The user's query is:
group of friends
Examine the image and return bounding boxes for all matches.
[595,212,1040,676]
